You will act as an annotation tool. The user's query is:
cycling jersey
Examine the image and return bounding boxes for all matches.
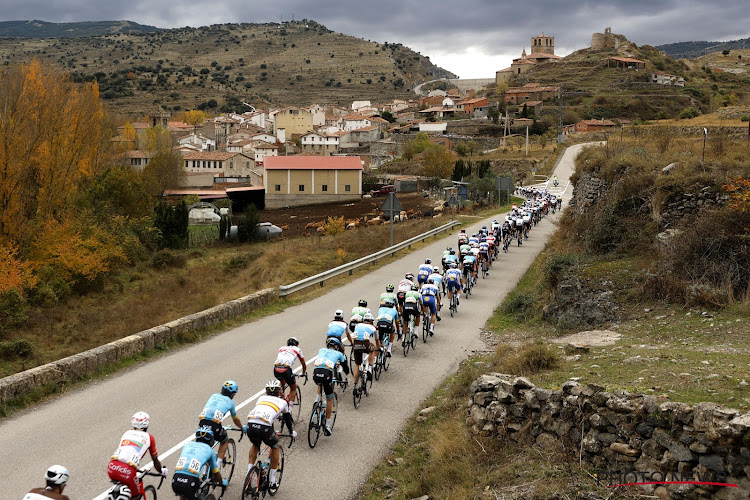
[404,290,421,305]
[380,292,396,306]
[446,269,462,291]
[199,393,237,424]
[350,306,370,321]
[326,320,349,342]
[417,264,432,283]
[353,322,377,341]
[247,395,290,426]
[23,490,69,500]
[315,347,347,372]
[468,237,479,245]
[110,429,157,468]
[479,242,489,252]
[459,244,471,255]
[463,255,477,267]
[377,306,399,325]
[397,279,413,293]
[174,441,218,479]
[274,345,304,368]
[458,233,468,244]
[470,248,480,258]
[421,283,439,298]
[428,273,443,288]
[444,254,459,265]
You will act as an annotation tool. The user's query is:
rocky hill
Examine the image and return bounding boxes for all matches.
[0,20,160,38]
[0,20,455,116]
[656,37,750,60]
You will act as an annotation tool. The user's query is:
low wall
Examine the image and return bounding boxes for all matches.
[264,193,361,210]
[468,374,750,499]
[0,288,277,403]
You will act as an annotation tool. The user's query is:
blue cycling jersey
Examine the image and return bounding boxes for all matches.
[377,306,399,324]
[444,254,459,264]
[199,393,237,423]
[315,347,347,372]
[175,442,218,478]
[446,269,462,281]
[326,320,348,340]
[421,283,439,297]
[354,323,376,341]
[417,264,432,277]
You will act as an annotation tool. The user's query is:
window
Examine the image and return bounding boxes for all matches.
[229,161,233,169]
[322,185,328,192]
[275,184,281,192]
[345,184,351,192]
[299,184,305,192]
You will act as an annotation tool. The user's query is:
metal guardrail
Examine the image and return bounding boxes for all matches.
[278,220,461,297]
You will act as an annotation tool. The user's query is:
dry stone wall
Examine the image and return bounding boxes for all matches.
[468,374,750,499]
[0,288,276,403]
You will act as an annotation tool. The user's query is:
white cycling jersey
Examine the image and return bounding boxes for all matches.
[247,395,290,426]
[397,279,413,293]
[111,429,156,468]
[274,345,304,368]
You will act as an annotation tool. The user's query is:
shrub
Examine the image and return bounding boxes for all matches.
[0,338,33,358]
[679,107,700,119]
[741,115,749,122]
[0,289,28,332]
[501,292,536,322]
[151,249,187,269]
[544,253,577,289]
[500,342,559,375]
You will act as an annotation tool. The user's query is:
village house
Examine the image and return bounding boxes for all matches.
[608,56,646,70]
[419,95,445,108]
[182,151,259,184]
[456,97,489,118]
[575,119,617,133]
[124,150,152,171]
[348,126,381,145]
[419,107,457,120]
[300,131,342,155]
[178,133,216,151]
[419,122,448,133]
[264,155,363,209]
[273,107,316,137]
[650,72,685,86]
[505,83,559,104]
[341,113,372,131]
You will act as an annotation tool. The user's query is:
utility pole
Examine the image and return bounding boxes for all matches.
[525,126,529,157]
[558,85,564,143]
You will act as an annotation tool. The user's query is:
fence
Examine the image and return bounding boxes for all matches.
[278,220,461,297]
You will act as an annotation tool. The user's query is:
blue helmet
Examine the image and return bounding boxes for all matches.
[221,380,238,397]
[327,337,342,349]
[196,426,215,446]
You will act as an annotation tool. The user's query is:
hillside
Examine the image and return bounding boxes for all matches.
[657,37,750,60]
[0,20,455,116]
[0,20,160,38]
[497,40,750,122]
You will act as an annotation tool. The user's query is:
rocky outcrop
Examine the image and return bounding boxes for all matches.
[0,288,277,403]
[468,374,750,499]
[660,186,729,229]
[570,173,607,215]
[543,274,619,329]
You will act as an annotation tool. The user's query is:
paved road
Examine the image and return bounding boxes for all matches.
[1,143,592,500]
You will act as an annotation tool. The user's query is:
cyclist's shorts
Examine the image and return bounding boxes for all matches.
[480,251,489,260]
[247,422,279,449]
[352,340,372,365]
[417,274,428,285]
[198,418,228,444]
[313,367,334,396]
[172,473,200,500]
[396,292,406,308]
[422,295,437,315]
[273,365,295,387]
[377,321,393,340]
[402,304,419,323]
[447,280,461,292]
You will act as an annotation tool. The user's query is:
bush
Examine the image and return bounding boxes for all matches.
[0,289,28,332]
[501,293,536,322]
[544,253,577,289]
[151,249,187,269]
[0,338,33,359]
[679,107,700,119]
[741,115,750,122]
[500,342,559,375]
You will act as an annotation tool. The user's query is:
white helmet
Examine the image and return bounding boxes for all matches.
[45,465,70,486]
[107,484,132,500]
[363,313,375,322]
[131,411,150,430]
[433,266,440,273]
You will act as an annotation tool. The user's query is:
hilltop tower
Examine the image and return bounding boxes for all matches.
[531,35,554,55]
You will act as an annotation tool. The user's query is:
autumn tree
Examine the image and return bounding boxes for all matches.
[421,144,455,179]
[324,216,345,239]
[183,109,207,126]
[141,125,184,197]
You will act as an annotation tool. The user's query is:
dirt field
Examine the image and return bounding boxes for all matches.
[261,193,441,238]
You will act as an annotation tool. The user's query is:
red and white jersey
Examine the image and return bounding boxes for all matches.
[274,345,304,368]
[486,235,496,246]
[397,279,413,293]
[247,395,290,426]
[111,429,157,468]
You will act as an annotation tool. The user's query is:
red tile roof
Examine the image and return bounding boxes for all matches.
[578,119,616,126]
[265,155,362,170]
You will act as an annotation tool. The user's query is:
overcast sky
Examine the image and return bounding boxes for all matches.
[2,1,749,78]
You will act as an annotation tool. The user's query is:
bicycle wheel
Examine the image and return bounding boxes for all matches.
[422,316,429,343]
[242,466,261,500]
[223,438,236,484]
[353,374,362,408]
[373,351,382,381]
[199,465,212,500]
[307,402,321,448]
[330,392,338,430]
[292,386,302,422]
[143,485,157,500]
[383,345,391,371]
[269,445,285,496]
[411,326,417,349]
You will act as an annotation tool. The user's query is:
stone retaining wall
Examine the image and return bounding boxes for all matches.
[468,374,750,499]
[0,288,276,403]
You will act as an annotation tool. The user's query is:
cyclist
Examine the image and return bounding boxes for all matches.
[457,228,468,247]
[198,381,247,467]
[441,247,452,271]
[352,312,379,382]
[349,299,370,332]
[172,427,224,500]
[553,174,559,187]
[417,258,432,286]
[462,251,477,286]
[23,465,70,500]
[468,233,479,246]
[107,412,167,500]
[479,238,490,273]
[421,277,440,335]
[326,310,351,353]
[445,262,463,306]
[401,284,422,339]
[396,274,414,313]
[429,266,444,296]
[376,298,401,357]
[380,284,397,307]
[313,338,350,435]
[273,337,306,405]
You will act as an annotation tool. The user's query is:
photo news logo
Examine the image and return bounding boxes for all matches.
[595,470,738,489]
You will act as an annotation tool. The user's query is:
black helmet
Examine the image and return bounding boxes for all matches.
[358,299,367,307]
[287,337,299,346]
[385,284,394,293]
[410,284,419,291]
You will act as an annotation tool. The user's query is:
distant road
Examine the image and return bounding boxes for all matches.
[2,143,595,500]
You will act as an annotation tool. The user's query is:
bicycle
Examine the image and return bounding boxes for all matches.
[196,469,226,500]
[277,373,306,427]
[402,315,416,357]
[373,332,392,380]
[449,291,458,317]
[421,309,430,343]
[481,258,488,279]
[463,268,473,297]
[112,470,164,500]
[242,432,295,499]
[213,427,243,486]
[352,352,373,409]
[307,375,345,448]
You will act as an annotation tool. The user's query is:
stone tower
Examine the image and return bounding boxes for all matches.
[531,35,554,55]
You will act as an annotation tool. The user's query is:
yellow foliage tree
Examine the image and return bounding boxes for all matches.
[0,243,38,294]
[324,216,345,239]
[0,59,107,247]
[421,144,456,179]
[183,110,207,126]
